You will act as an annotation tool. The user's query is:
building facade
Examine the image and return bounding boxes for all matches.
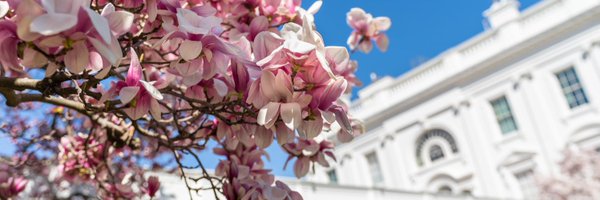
[304,0,600,199]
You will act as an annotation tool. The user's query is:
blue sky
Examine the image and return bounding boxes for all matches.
[306,0,538,99]
[0,0,540,178]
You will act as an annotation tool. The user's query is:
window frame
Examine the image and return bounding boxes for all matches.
[365,152,384,185]
[490,96,519,134]
[555,67,589,109]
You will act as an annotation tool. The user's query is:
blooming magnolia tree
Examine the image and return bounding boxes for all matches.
[0,0,389,199]
[538,149,600,200]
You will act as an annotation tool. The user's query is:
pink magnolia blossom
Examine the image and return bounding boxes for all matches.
[346,8,391,53]
[146,176,161,198]
[102,49,166,120]
[58,134,105,179]
[0,165,28,199]
[0,0,389,199]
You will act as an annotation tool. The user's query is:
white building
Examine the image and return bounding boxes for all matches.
[153,0,600,199]
[304,0,600,199]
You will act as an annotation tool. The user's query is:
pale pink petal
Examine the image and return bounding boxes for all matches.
[64,42,90,74]
[106,11,134,36]
[376,34,389,52]
[140,80,164,100]
[100,2,115,16]
[260,70,278,101]
[147,0,157,22]
[307,0,322,15]
[255,127,273,148]
[84,7,111,43]
[337,129,354,143]
[280,102,302,130]
[45,62,58,77]
[282,40,315,55]
[179,39,203,61]
[273,70,292,100]
[0,1,9,18]
[359,40,373,54]
[125,96,150,120]
[22,47,47,68]
[257,102,280,129]
[30,13,77,35]
[373,16,391,31]
[88,37,119,66]
[213,79,228,97]
[119,86,140,104]
[149,98,163,120]
[253,32,284,62]
[293,157,310,178]
[299,114,323,139]
[95,66,111,79]
[325,46,349,66]
[276,124,294,145]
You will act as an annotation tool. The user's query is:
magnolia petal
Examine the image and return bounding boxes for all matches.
[182,73,203,87]
[307,0,323,15]
[84,7,111,44]
[106,11,134,36]
[95,66,112,79]
[331,106,352,133]
[325,46,349,66]
[100,3,116,15]
[376,34,389,52]
[125,96,150,120]
[89,37,118,66]
[147,0,158,22]
[22,47,47,68]
[45,62,58,77]
[64,42,90,74]
[337,129,354,143]
[179,40,203,61]
[280,102,302,130]
[255,127,273,149]
[253,32,284,62]
[257,102,280,129]
[293,157,310,178]
[300,114,323,139]
[149,98,163,120]
[373,16,392,31]
[0,1,9,18]
[276,124,294,145]
[282,39,315,55]
[359,40,373,54]
[126,49,142,85]
[274,70,293,100]
[213,79,228,97]
[260,70,278,101]
[30,13,77,35]
[119,86,140,105]
[140,80,164,100]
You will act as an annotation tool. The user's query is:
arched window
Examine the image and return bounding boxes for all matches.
[416,129,459,166]
[429,145,445,162]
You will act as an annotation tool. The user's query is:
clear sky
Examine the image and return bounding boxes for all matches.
[0,0,540,178]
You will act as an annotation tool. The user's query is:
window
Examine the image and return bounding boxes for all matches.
[556,67,589,109]
[491,96,518,134]
[429,145,445,162]
[365,152,384,185]
[327,169,338,184]
[416,129,459,166]
[515,170,538,199]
